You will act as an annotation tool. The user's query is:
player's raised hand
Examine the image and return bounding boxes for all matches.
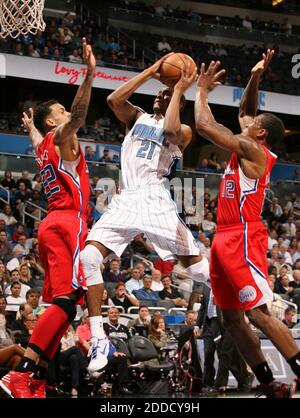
[174,62,197,93]
[196,61,226,93]
[21,107,35,133]
[148,52,174,79]
[82,37,96,73]
[251,49,275,76]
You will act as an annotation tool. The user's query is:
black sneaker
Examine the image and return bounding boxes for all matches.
[256,381,296,398]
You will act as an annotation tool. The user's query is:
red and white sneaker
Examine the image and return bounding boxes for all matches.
[0,371,32,398]
[256,381,296,398]
[30,378,46,398]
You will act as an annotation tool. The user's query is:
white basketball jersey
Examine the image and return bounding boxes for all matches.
[121,112,182,190]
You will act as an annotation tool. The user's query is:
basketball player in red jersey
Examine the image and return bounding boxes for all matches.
[195,50,300,398]
[0,39,108,398]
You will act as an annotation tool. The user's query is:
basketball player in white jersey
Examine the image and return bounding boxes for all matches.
[80,54,210,371]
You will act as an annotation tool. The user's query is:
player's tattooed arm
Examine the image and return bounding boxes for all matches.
[22,108,43,153]
[107,53,174,129]
[163,63,196,149]
[53,38,95,147]
[239,49,274,130]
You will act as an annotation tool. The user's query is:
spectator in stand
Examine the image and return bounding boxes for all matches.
[134,257,148,280]
[150,269,163,291]
[107,36,120,53]
[133,276,160,304]
[202,212,217,238]
[147,315,169,365]
[60,325,88,397]
[95,185,109,216]
[283,215,296,239]
[6,248,24,273]
[95,52,104,66]
[26,44,40,58]
[279,244,293,265]
[0,296,7,311]
[270,197,283,219]
[199,237,211,261]
[14,182,32,214]
[101,288,113,307]
[85,146,97,162]
[13,312,38,348]
[4,269,31,299]
[198,158,212,172]
[268,229,278,250]
[0,204,18,227]
[282,307,297,328]
[103,259,126,283]
[289,238,298,257]
[16,171,32,190]
[292,242,300,265]
[159,275,188,307]
[0,230,13,263]
[153,258,174,276]
[51,48,64,61]
[154,3,166,16]
[10,302,33,331]
[68,48,83,64]
[208,152,220,170]
[0,310,25,369]
[18,262,35,287]
[110,281,139,312]
[94,33,108,51]
[157,36,172,54]
[242,16,253,31]
[99,149,112,163]
[13,235,28,255]
[125,267,143,294]
[1,170,16,190]
[25,288,45,317]
[127,305,150,337]
[0,260,10,294]
[103,307,131,341]
[5,282,26,322]
[274,274,294,298]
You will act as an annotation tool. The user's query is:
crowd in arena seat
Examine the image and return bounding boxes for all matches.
[0,5,299,96]
[116,0,297,35]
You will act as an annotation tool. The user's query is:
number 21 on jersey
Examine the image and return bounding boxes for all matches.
[136,140,157,160]
[222,180,235,198]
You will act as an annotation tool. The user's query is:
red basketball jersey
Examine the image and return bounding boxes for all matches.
[217,146,277,226]
[36,131,90,217]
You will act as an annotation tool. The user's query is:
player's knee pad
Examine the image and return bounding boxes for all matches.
[80,244,104,286]
[53,297,76,323]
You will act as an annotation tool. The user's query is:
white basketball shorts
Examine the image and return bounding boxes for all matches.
[87,185,200,260]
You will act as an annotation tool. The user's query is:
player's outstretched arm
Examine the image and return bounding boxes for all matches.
[22,107,43,153]
[195,61,264,167]
[53,38,95,156]
[163,63,197,149]
[239,49,274,131]
[107,53,174,129]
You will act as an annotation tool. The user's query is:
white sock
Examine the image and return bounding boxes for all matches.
[185,257,211,287]
[90,315,106,340]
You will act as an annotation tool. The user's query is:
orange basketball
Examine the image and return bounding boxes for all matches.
[159,53,197,87]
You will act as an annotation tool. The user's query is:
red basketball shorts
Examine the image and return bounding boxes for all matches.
[210,221,273,311]
[38,210,88,304]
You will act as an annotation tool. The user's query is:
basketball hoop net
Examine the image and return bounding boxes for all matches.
[0,0,46,39]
